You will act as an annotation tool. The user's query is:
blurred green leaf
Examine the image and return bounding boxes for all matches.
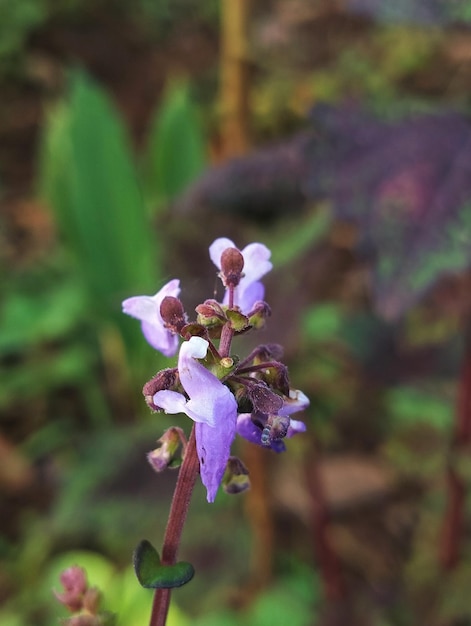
[143,81,207,208]
[302,303,343,342]
[38,69,159,321]
[0,281,85,353]
[267,205,332,267]
[386,385,453,431]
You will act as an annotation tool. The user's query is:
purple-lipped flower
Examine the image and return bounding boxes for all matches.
[122,237,308,502]
[122,279,181,357]
[209,237,272,313]
[153,336,237,502]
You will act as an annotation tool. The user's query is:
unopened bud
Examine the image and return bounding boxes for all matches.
[222,456,250,494]
[142,368,178,411]
[160,296,187,333]
[220,248,244,289]
[147,427,185,472]
[195,299,225,319]
[247,301,271,329]
[195,299,226,331]
[54,566,87,612]
[254,344,284,363]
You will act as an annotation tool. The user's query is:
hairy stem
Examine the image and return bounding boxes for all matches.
[149,427,199,626]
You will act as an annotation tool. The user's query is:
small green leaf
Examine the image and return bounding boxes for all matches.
[133,540,195,589]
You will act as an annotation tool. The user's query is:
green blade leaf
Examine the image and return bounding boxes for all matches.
[133,540,195,589]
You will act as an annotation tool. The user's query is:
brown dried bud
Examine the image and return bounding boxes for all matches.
[147,427,185,472]
[142,368,178,411]
[159,296,187,333]
[254,344,284,363]
[220,247,244,289]
[195,299,225,319]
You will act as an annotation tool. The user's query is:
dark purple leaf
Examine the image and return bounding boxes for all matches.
[179,105,471,320]
[308,106,471,319]
[177,133,312,219]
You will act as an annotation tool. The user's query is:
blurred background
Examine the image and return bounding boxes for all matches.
[3,1,471,624]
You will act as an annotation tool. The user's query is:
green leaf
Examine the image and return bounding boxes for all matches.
[143,80,207,209]
[133,540,195,589]
[38,68,159,319]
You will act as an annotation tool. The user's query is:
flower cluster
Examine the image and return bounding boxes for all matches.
[123,237,308,502]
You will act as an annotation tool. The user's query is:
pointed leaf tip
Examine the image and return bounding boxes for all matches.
[133,540,195,589]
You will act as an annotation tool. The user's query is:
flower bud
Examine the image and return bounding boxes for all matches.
[247,301,271,329]
[222,456,250,494]
[54,566,87,613]
[142,369,178,411]
[220,247,244,289]
[147,427,185,472]
[254,344,284,363]
[160,296,187,333]
[195,299,225,320]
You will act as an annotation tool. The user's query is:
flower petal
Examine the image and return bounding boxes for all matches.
[141,321,179,357]
[178,337,237,427]
[196,416,236,503]
[240,242,272,285]
[153,389,189,415]
[287,419,307,438]
[279,389,310,416]
[236,413,262,446]
[237,280,265,313]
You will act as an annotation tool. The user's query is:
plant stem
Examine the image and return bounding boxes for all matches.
[440,339,471,570]
[307,448,346,602]
[149,427,200,626]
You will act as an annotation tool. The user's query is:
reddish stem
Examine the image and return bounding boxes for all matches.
[149,427,200,626]
[307,450,346,602]
[440,343,471,570]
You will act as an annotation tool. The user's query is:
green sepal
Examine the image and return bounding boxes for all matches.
[226,309,249,332]
[133,540,195,589]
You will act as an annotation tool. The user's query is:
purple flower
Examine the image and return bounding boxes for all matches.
[236,388,309,451]
[209,238,272,313]
[122,279,181,357]
[154,336,237,502]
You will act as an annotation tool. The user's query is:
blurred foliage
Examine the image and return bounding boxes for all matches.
[143,81,208,209]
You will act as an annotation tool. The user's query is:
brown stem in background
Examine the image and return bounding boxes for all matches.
[306,448,346,602]
[440,339,471,570]
[149,427,200,626]
[219,0,251,157]
[244,444,275,586]
[219,0,276,588]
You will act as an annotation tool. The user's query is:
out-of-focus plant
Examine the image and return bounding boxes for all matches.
[142,81,207,210]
